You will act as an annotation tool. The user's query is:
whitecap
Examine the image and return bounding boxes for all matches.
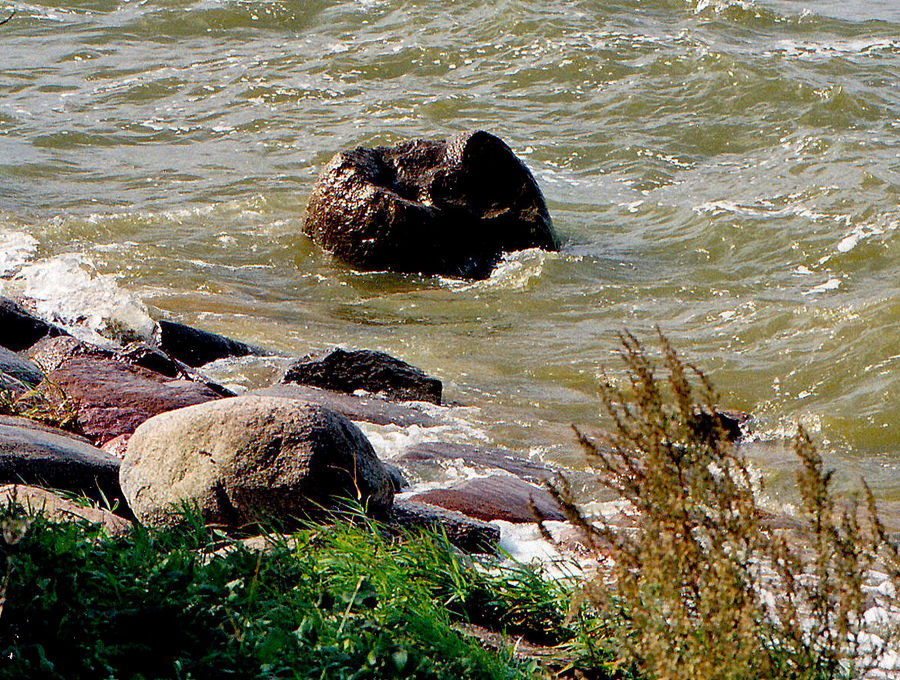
[0,231,39,277]
[10,254,157,345]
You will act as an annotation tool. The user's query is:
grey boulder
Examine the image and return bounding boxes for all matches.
[0,418,125,509]
[120,396,394,528]
[0,345,44,388]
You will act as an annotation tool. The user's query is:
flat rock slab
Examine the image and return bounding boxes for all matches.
[282,347,442,405]
[407,475,565,524]
[248,384,440,428]
[303,130,558,279]
[0,346,44,387]
[396,442,557,483]
[390,498,500,553]
[156,319,268,368]
[0,484,131,535]
[27,336,223,444]
[120,396,394,528]
[0,296,66,352]
[0,421,124,508]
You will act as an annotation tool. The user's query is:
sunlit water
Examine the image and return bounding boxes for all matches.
[1,0,898,516]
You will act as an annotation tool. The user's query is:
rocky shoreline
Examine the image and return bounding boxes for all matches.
[0,292,574,554]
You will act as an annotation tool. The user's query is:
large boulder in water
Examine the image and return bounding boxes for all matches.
[303,130,559,279]
[120,396,394,528]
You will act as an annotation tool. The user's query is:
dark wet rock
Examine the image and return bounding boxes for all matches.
[0,296,66,352]
[0,483,132,535]
[116,341,236,398]
[303,130,559,279]
[0,421,125,509]
[26,336,223,445]
[396,442,556,483]
[408,475,565,524]
[282,347,442,405]
[0,346,43,387]
[120,396,394,528]
[390,498,500,553]
[248,384,440,428]
[117,341,183,378]
[690,408,751,443]
[156,319,267,368]
[383,462,410,492]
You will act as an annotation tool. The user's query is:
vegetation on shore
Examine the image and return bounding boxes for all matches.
[0,505,625,680]
[546,332,900,680]
[3,332,900,680]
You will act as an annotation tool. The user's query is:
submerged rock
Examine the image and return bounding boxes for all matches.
[156,319,267,368]
[120,396,394,528]
[281,347,442,405]
[0,419,125,509]
[248,383,441,428]
[303,130,558,279]
[407,475,565,524]
[26,336,224,445]
[0,296,66,352]
[396,442,556,483]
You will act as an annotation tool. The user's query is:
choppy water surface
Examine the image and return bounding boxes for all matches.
[1,0,898,512]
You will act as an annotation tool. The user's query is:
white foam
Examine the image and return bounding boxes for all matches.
[440,249,552,291]
[10,254,156,344]
[0,231,39,277]
[801,277,841,296]
[356,415,491,462]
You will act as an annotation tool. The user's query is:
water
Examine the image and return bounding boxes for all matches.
[1,0,898,514]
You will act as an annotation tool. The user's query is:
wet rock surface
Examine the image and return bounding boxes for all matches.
[156,319,268,368]
[0,296,66,352]
[303,130,558,279]
[0,419,125,509]
[120,396,394,528]
[26,336,224,445]
[396,442,557,483]
[282,347,442,405]
[407,475,565,524]
[248,383,441,428]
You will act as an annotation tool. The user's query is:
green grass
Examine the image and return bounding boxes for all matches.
[0,506,626,680]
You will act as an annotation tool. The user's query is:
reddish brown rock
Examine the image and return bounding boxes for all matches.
[407,475,565,524]
[26,336,223,445]
[101,433,131,460]
[0,484,131,535]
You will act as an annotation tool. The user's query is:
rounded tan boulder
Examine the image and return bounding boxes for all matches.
[119,396,393,528]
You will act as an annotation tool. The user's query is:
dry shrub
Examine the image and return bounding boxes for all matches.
[0,367,81,434]
[546,331,900,680]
